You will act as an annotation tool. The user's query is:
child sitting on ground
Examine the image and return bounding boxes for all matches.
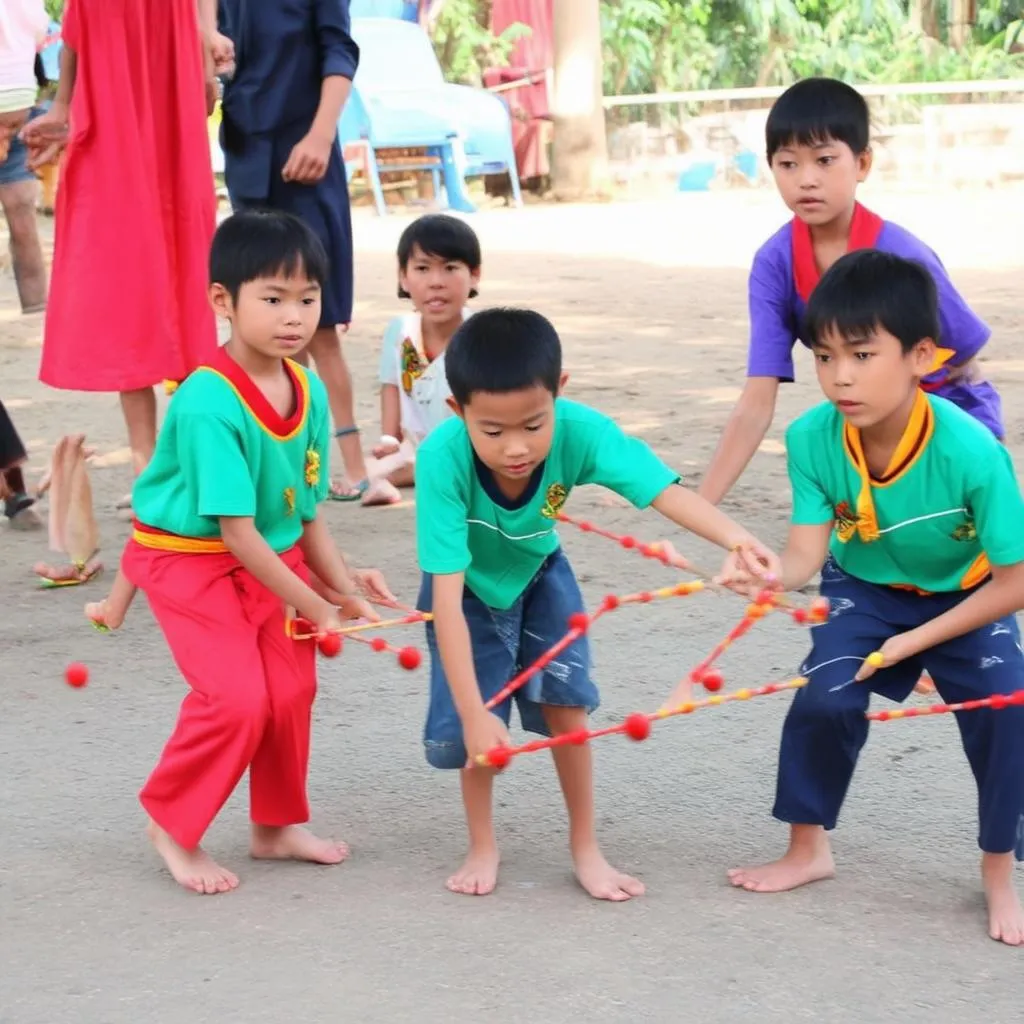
[705,250,1024,946]
[367,214,482,503]
[85,209,393,895]
[414,307,783,901]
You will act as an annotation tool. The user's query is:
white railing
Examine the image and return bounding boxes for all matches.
[603,78,1024,108]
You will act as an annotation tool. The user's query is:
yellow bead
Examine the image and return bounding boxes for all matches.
[866,651,885,668]
[709,695,724,705]
[736,689,751,700]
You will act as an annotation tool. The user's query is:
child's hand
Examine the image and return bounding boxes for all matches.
[352,567,398,607]
[204,30,236,76]
[716,539,783,592]
[853,632,921,683]
[464,709,513,767]
[282,131,333,185]
[19,106,68,170]
[372,438,401,459]
[336,594,380,624]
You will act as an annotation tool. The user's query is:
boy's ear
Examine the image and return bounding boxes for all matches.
[856,146,873,183]
[557,372,569,396]
[911,337,939,377]
[208,282,233,320]
[446,396,465,419]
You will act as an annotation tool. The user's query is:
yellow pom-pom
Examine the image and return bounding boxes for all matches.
[866,651,885,668]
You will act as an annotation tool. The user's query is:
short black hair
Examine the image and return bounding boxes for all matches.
[445,308,562,406]
[397,214,482,299]
[804,250,939,353]
[766,78,870,162]
[209,209,329,302]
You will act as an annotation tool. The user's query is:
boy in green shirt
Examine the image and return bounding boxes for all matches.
[712,250,1024,946]
[414,307,783,901]
[86,209,390,896]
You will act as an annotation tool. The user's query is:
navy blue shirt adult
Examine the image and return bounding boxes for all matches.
[219,0,360,327]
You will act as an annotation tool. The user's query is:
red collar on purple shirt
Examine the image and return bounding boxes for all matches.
[791,202,884,303]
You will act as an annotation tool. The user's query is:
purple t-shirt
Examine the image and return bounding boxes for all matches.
[747,217,1003,438]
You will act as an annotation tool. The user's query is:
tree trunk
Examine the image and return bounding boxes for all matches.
[909,0,941,39]
[550,0,609,201]
[948,0,977,51]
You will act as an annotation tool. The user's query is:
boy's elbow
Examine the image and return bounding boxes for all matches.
[737,377,779,421]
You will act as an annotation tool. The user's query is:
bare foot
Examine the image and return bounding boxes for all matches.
[250,824,349,865]
[446,844,501,895]
[33,558,103,585]
[573,844,645,902]
[982,852,1024,946]
[146,820,239,895]
[361,478,402,507]
[728,827,835,893]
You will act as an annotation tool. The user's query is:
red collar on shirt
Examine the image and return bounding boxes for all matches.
[204,347,308,439]
[792,202,884,302]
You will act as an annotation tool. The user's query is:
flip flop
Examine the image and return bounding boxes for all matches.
[35,557,103,589]
[328,478,369,502]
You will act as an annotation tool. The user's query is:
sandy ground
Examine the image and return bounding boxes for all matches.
[2,184,1023,1024]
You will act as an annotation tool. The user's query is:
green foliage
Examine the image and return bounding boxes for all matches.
[44,0,63,20]
[598,0,1024,95]
[429,0,530,86]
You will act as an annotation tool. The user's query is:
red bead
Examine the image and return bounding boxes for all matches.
[619,535,636,549]
[1012,691,1024,705]
[809,597,831,622]
[792,608,809,624]
[991,694,1010,709]
[601,594,620,611]
[568,728,590,745]
[623,713,651,741]
[370,637,388,652]
[567,612,591,632]
[876,711,891,721]
[487,747,511,769]
[398,646,421,671]
[756,588,777,606]
[64,662,89,688]
[702,670,724,693]
[578,520,593,532]
[638,591,653,603]
[638,543,654,557]
[317,633,343,658]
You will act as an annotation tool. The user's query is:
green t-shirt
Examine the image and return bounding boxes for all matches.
[415,398,680,609]
[133,350,331,553]
[786,393,1024,592]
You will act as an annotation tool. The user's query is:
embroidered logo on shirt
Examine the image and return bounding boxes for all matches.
[284,487,296,516]
[833,501,861,543]
[305,448,320,487]
[540,483,568,519]
[400,339,426,395]
[950,517,977,542]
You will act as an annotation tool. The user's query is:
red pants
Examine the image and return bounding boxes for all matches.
[122,539,317,850]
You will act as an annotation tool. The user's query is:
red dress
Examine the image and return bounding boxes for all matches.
[39,0,217,393]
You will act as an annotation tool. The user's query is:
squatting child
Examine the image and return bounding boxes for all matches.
[86,209,391,895]
[368,214,482,503]
[699,77,1003,507]
[707,250,1024,946]
[414,307,784,901]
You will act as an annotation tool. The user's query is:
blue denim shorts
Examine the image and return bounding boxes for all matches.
[0,108,40,187]
[418,548,599,770]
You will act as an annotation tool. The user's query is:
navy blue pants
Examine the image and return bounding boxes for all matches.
[774,558,1024,858]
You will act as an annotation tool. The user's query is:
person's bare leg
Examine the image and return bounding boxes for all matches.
[117,387,157,508]
[250,824,349,864]
[447,766,501,895]
[305,326,371,495]
[146,819,239,895]
[543,705,645,901]
[727,823,836,893]
[982,851,1024,946]
[0,180,48,312]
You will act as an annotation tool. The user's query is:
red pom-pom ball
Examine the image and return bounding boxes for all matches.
[602,594,620,611]
[567,612,591,632]
[623,712,651,741]
[398,646,421,671]
[370,637,388,652]
[487,746,511,769]
[792,608,809,625]
[619,535,637,549]
[318,633,342,658]
[65,662,89,688]
[702,670,724,693]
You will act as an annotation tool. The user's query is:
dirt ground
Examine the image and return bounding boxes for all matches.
[2,184,1023,1024]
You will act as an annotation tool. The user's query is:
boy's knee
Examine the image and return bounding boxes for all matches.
[424,739,467,770]
[218,685,270,735]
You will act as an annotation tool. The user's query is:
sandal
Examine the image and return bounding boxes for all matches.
[327,425,369,502]
[34,556,103,588]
